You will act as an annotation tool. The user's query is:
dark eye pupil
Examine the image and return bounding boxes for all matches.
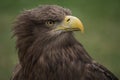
[46,20,54,26]
[49,21,52,24]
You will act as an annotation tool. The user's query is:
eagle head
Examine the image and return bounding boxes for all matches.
[13,5,84,65]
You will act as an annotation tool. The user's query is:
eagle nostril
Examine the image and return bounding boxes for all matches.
[67,18,70,22]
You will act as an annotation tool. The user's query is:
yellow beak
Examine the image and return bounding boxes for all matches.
[54,16,84,33]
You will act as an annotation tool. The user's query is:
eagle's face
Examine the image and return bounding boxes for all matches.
[28,5,84,37]
[14,5,84,46]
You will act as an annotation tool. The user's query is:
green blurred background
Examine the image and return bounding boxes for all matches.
[0,0,120,80]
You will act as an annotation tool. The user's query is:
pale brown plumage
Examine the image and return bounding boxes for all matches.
[11,5,118,80]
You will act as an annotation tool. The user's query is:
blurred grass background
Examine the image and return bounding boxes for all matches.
[0,0,120,80]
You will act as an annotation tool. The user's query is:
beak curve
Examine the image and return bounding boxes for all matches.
[54,16,84,33]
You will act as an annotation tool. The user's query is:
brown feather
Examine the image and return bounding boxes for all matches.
[11,5,118,80]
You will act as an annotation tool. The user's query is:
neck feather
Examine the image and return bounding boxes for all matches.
[16,32,92,68]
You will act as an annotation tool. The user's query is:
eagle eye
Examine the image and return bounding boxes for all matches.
[45,20,55,27]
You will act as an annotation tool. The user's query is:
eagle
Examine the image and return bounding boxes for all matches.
[11,5,118,80]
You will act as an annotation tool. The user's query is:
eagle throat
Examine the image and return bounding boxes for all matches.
[20,32,92,69]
